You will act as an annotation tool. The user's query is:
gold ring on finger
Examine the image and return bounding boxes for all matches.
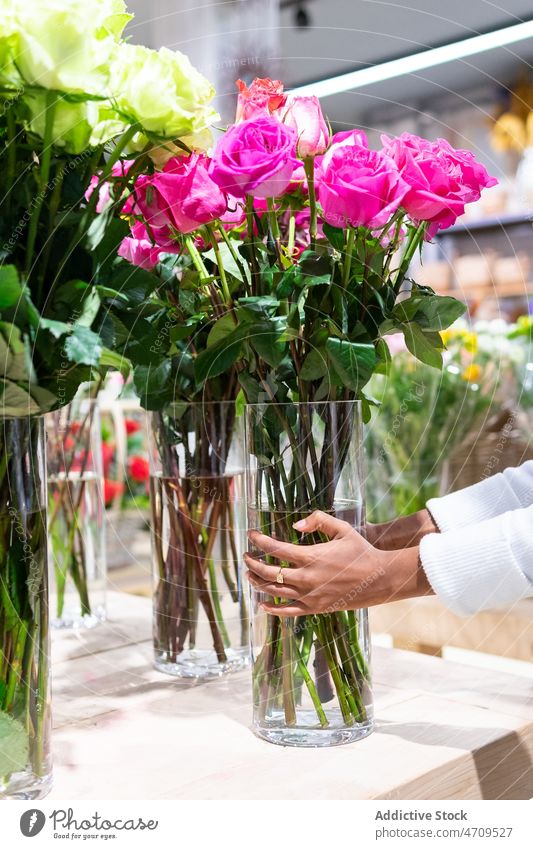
[276,567,284,585]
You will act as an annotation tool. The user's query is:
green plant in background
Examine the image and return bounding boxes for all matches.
[365,327,498,522]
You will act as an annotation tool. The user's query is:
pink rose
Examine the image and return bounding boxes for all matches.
[118,223,163,270]
[381,132,497,235]
[85,160,135,214]
[318,142,407,230]
[209,116,298,199]
[220,195,247,229]
[133,153,228,241]
[432,138,498,201]
[279,95,330,158]
[314,129,368,185]
[235,77,286,123]
[292,207,324,246]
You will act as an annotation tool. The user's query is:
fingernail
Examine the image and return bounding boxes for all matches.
[293,519,307,530]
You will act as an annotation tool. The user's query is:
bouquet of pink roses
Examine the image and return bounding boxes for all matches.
[111,77,496,734]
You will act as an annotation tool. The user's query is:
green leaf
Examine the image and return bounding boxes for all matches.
[295,251,332,288]
[92,217,130,279]
[0,380,41,416]
[99,348,130,378]
[133,361,172,405]
[194,326,246,383]
[96,285,129,302]
[77,286,101,328]
[236,296,279,320]
[250,319,287,368]
[235,387,246,417]
[414,294,466,330]
[204,241,250,285]
[0,323,31,383]
[322,223,345,252]
[0,712,29,776]
[63,326,102,366]
[375,338,392,375]
[207,313,237,347]
[300,348,329,380]
[238,371,264,403]
[325,338,377,392]
[0,265,22,310]
[394,292,466,330]
[276,266,298,298]
[38,318,70,339]
[104,265,158,307]
[403,323,443,369]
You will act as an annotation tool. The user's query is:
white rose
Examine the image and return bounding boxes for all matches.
[11,0,131,95]
[109,43,218,140]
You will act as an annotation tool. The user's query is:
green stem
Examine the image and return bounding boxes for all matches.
[246,195,260,291]
[25,90,59,281]
[6,106,16,216]
[281,620,297,726]
[206,224,232,305]
[393,221,426,293]
[342,227,355,287]
[303,157,318,249]
[315,619,354,725]
[287,211,296,257]
[345,609,369,680]
[207,559,231,649]
[216,222,249,291]
[184,234,210,283]
[294,638,329,727]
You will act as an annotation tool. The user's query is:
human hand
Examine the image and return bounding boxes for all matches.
[366,509,439,551]
[245,510,390,616]
[245,510,433,616]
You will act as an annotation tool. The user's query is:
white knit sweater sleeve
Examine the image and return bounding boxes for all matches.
[420,504,533,615]
[426,460,533,532]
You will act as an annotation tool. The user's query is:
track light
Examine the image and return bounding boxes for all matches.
[289,19,533,98]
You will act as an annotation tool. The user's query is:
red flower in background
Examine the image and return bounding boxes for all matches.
[128,455,150,483]
[101,442,115,475]
[104,479,124,505]
[125,418,141,435]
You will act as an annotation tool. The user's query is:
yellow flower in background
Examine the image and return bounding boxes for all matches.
[462,331,478,354]
[462,363,481,383]
[440,328,477,354]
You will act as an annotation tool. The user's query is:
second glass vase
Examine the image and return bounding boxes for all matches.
[149,401,248,679]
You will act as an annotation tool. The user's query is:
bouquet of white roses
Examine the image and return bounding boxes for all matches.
[0,0,217,797]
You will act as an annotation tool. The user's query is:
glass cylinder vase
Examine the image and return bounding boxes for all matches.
[46,397,106,629]
[246,401,373,747]
[149,401,248,679]
[0,416,52,799]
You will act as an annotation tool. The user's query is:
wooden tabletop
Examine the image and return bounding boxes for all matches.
[49,592,533,800]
